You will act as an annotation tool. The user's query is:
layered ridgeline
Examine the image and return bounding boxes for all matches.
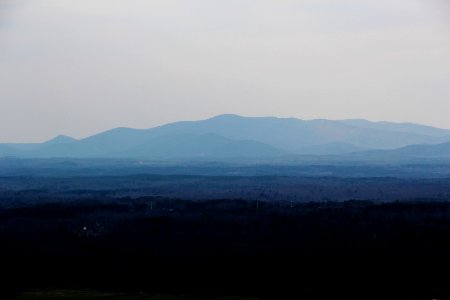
[1,114,450,161]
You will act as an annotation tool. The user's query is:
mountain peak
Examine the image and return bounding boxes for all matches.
[209,114,245,120]
[208,114,292,122]
[44,135,77,145]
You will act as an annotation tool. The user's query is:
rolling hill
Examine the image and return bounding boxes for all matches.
[347,141,450,161]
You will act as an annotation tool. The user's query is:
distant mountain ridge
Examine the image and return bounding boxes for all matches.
[1,114,450,161]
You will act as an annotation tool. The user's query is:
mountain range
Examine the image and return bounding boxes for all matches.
[1,114,450,161]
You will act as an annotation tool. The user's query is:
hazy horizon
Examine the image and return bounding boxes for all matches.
[1,0,449,142]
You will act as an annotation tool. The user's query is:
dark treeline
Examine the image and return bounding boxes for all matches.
[4,198,450,257]
[3,197,450,299]
[1,175,450,204]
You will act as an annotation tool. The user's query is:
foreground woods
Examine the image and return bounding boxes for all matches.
[1,174,450,298]
[2,195,450,299]
[3,198,450,258]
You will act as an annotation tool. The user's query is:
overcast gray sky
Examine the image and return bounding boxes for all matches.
[1,0,449,142]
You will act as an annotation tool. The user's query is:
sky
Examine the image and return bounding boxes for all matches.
[1,0,449,142]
